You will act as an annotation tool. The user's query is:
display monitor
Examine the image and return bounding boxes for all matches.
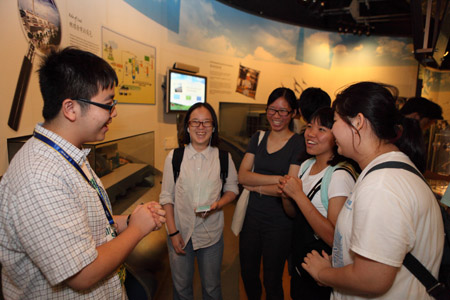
[166,69,207,113]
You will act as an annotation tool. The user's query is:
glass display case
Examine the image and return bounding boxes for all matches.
[218,102,269,169]
[7,131,155,203]
[426,120,450,198]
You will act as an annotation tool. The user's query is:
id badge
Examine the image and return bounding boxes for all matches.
[104,225,126,285]
[105,224,117,242]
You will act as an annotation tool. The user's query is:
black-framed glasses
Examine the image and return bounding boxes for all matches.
[73,98,118,113]
[188,120,213,127]
[266,107,292,117]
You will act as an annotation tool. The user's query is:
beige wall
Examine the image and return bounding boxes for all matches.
[0,0,419,175]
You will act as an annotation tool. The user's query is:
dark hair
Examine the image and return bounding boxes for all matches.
[400,97,443,120]
[182,103,220,147]
[267,87,297,130]
[38,47,118,121]
[333,82,426,172]
[309,107,356,167]
[299,87,331,123]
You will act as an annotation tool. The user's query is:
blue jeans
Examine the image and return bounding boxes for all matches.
[168,235,224,300]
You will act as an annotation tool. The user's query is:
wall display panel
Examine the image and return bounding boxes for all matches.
[166,69,207,113]
[102,27,156,105]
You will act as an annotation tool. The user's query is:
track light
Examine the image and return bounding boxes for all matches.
[337,21,371,37]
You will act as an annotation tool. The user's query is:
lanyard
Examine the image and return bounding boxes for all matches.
[33,131,115,225]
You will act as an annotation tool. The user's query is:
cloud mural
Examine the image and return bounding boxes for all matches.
[323,33,415,68]
[128,0,417,69]
[424,69,450,93]
[169,0,300,63]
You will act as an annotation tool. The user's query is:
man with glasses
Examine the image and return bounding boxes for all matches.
[0,47,166,299]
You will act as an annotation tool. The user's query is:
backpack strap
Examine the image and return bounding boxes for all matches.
[300,158,316,178]
[306,177,323,200]
[363,161,448,298]
[364,161,426,184]
[219,149,229,191]
[172,147,185,183]
[321,162,358,211]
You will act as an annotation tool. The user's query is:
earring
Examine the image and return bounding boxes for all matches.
[212,128,215,132]
[187,128,190,133]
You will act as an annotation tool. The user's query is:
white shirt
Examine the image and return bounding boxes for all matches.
[159,144,239,250]
[332,151,444,300]
[300,162,355,217]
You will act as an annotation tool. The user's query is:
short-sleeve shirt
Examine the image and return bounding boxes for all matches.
[299,162,355,217]
[0,124,123,299]
[246,131,304,228]
[332,151,444,300]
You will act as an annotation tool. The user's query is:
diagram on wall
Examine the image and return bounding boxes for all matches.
[236,64,260,99]
[102,27,156,105]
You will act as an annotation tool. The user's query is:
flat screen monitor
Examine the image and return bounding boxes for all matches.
[166,69,207,113]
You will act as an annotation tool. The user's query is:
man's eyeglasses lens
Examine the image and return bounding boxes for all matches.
[266,108,291,116]
[189,120,213,127]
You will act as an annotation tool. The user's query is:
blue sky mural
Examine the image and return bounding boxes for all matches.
[127,0,417,69]
[424,69,450,92]
[169,0,301,64]
[124,0,180,33]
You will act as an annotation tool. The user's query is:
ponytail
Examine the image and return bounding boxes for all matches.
[394,116,426,172]
[333,82,426,172]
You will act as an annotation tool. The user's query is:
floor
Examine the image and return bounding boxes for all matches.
[115,173,291,300]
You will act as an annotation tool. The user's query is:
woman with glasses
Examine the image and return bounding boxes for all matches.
[238,87,304,300]
[159,103,239,300]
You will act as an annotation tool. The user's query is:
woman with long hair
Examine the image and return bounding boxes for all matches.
[279,107,357,300]
[160,103,239,299]
[302,82,444,299]
[238,87,304,300]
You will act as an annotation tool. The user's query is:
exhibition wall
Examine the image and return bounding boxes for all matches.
[0,0,431,175]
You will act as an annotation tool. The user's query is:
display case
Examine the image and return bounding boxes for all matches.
[218,102,269,170]
[426,120,450,198]
[7,131,155,203]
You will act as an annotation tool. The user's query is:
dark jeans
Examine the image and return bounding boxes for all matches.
[239,214,292,300]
